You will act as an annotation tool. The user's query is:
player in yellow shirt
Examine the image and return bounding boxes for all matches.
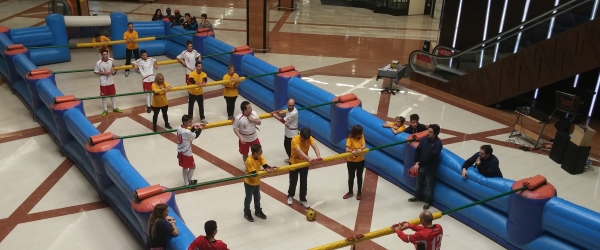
[243,144,276,222]
[151,73,172,132]
[382,115,406,134]
[93,33,111,59]
[188,61,208,124]
[287,128,322,208]
[123,22,140,77]
[222,65,240,120]
[344,125,366,200]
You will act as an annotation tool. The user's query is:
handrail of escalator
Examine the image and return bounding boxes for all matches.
[408,0,593,82]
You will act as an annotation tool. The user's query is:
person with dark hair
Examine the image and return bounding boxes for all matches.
[177,115,204,186]
[170,9,183,27]
[94,50,122,117]
[165,8,173,20]
[393,210,443,250]
[222,65,240,120]
[233,101,262,162]
[150,73,171,132]
[382,116,406,134]
[271,98,298,164]
[186,16,199,31]
[181,13,191,29]
[146,204,179,249]
[344,125,366,200]
[188,220,229,250]
[199,14,214,33]
[404,114,428,134]
[187,61,208,124]
[408,124,443,210]
[152,8,163,21]
[177,40,202,83]
[123,22,140,77]
[92,32,110,59]
[461,145,502,179]
[287,128,322,208]
[243,144,276,222]
[132,49,158,113]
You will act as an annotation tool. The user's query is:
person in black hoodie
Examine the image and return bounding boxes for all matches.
[408,124,443,210]
[152,9,163,21]
[170,9,183,27]
[461,145,503,179]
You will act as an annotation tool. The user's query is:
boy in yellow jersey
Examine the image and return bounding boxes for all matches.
[344,125,366,200]
[382,116,406,134]
[287,128,322,208]
[243,144,276,222]
[188,61,208,124]
[222,65,240,120]
[93,33,111,59]
[150,73,172,132]
[123,22,140,77]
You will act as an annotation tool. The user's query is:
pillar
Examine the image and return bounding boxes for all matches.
[247,0,269,52]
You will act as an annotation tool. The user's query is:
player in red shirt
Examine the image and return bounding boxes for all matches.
[188,220,229,250]
[394,210,443,250]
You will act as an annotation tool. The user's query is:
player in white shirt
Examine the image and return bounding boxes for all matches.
[132,49,158,113]
[177,115,204,186]
[176,40,201,84]
[272,98,299,163]
[233,101,262,162]
[94,50,123,117]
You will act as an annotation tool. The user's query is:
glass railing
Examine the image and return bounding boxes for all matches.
[410,0,598,82]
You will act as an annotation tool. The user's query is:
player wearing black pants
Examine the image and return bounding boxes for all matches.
[188,94,205,121]
[224,96,237,118]
[152,106,169,131]
[124,48,140,75]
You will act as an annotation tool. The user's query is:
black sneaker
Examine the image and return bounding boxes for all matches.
[408,197,422,202]
[423,202,431,210]
[146,107,151,113]
[153,126,157,132]
[244,212,254,222]
[189,180,197,189]
[165,123,172,129]
[255,210,267,219]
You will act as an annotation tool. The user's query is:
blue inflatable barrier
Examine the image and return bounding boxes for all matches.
[2,12,600,250]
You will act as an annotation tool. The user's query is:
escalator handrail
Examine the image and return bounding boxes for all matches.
[412,0,592,63]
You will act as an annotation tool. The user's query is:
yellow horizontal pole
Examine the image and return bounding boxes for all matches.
[113,59,180,71]
[75,37,157,48]
[256,148,371,177]
[309,212,443,250]
[199,112,275,130]
[152,77,246,94]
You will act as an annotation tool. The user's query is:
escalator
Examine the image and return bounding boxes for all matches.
[408,0,599,106]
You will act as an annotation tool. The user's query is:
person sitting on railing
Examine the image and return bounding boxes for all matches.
[152,9,163,21]
[382,116,406,134]
[461,145,503,179]
[188,220,229,250]
[146,204,179,250]
[199,14,214,33]
[180,13,192,29]
[186,16,199,31]
[170,9,183,27]
[404,114,428,134]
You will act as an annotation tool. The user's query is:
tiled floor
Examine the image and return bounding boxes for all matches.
[0,0,599,250]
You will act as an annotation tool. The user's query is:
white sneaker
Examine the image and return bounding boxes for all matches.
[284,159,290,164]
[300,200,309,208]
[287,196,293,205]
[201,119,208,124]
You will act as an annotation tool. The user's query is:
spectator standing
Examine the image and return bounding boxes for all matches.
[408,124,443,210]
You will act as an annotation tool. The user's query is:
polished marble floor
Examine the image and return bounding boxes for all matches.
[0,0,599,250]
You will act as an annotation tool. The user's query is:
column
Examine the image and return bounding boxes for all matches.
[247,0,269,52]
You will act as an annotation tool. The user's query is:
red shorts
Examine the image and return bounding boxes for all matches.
[100,84,116,96]
[142,82,153,91]
[239,138,260,155]
[185,74,190,84]
[177,152,195,169]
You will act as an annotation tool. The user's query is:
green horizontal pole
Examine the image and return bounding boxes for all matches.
[298,101,340,111]
[442,186,527,215]
[76,91,152,101]
[244,71,280,80]
[53,68,96,74]
[115,129,176,140]
[201,51,234,58]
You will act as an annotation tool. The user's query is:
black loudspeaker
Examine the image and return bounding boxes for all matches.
[555,118,571,132]
[423,40,431,52]
[550,131,570,164]
[561,141,591,175]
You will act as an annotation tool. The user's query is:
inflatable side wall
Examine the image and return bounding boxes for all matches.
[0,12,598,250]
